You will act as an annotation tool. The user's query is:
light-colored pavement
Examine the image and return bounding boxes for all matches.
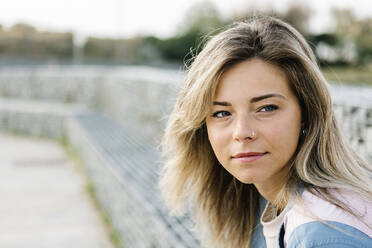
[0,132,114,248]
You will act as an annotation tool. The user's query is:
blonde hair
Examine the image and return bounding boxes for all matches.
[159,16,372,247]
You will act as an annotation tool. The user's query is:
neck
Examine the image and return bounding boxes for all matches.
[257,184,288,212]
[254,169,289,211]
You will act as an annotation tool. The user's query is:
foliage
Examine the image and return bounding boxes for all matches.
[153,1,226,62]
[83,36,145,64]
[229,1,312,36]
[84,37,116,59]
[176,1,225,35]
[1,2,372,67]
[275,1,312,36]
[0,22,73,58]
[322,65,372,85]
[331,8,372,65]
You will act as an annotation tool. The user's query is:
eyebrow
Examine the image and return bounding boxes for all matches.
[250,93,286,103]
[212,93,286,106]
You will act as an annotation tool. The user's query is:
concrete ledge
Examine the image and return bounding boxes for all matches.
[333,104,372,162]
[66,113,199,248]
[0,98,88,138]
[0,67,101,105]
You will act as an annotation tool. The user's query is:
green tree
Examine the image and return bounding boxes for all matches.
[157,1,225,62]
[331,8,372,65]
[9,23,37,36]
[279,1,312,36]
[230,0,312,37]
[354,18,372,64]
[138,36,163,62]
[84,37,115,59]
[177,1,224,35]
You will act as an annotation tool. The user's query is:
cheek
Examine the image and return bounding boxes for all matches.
[268,117,301,155]
[206,125,230,161]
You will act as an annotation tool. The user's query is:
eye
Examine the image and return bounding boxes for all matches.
[212,111,231,118]
[258,104,278,112]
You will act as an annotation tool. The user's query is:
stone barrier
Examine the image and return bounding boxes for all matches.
[66,113,199,248]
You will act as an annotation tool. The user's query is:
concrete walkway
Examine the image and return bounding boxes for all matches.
[0,132,114,248]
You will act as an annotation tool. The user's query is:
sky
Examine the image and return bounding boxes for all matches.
[1,0,372,43]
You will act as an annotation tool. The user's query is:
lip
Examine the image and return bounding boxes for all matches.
[232,152,267,163]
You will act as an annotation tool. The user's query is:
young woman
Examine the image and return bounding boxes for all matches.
[159,16,372,247]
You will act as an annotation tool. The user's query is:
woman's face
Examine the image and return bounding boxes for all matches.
[205,59,302,192]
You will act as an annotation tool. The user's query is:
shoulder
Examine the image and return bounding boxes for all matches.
[250,195,267,248]
[286,221,372,248]
[284,188,372,247]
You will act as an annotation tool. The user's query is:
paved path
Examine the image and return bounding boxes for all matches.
[0,133,114,248]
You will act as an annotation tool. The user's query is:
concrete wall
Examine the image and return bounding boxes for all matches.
[330,84,372,162]
[0,66,182,141]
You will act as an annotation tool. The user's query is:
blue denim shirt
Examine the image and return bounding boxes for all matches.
[284,221,372,248]
[251,195,372,247]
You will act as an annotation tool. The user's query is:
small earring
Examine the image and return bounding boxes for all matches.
[301,129,307,135]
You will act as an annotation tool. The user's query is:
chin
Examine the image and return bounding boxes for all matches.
[233,171,269,185]
[234,176,257,184]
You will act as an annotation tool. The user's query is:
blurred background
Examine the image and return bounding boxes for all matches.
[0,1,371,248]
[0,0,372,82]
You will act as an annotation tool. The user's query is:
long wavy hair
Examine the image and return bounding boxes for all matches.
[159,16,372,247]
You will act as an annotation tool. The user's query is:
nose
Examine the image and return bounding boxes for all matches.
[232,115,257,142]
